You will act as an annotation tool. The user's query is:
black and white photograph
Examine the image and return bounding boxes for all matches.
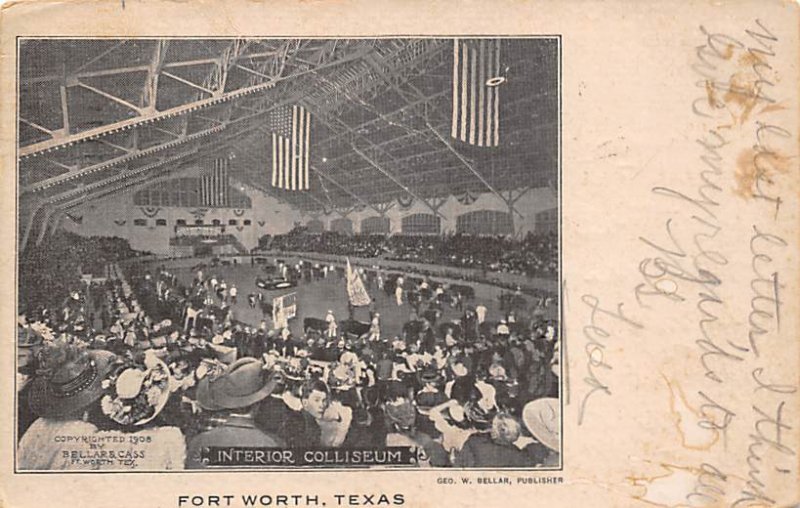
[15,37,561,471]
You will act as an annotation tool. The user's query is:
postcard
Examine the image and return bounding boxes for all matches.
[0,0,797,507]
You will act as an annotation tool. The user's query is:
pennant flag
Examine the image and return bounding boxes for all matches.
[451,38,502,147]
[140,206,161,218]
[270,105,311,191]
[346,258,371,307]
[397,195,414,209]
[199,158,231,207]
[456,190,478,205]
[189,208,209,221]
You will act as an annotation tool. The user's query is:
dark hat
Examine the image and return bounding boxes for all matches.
[28,350,117,418]
[18,328,42,348]
[196,357,279,411]
[417,366,442,385]
[385,401,416,430]
[464,399,497,429]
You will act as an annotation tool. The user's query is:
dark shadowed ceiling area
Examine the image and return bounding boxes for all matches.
[18,38,558,242]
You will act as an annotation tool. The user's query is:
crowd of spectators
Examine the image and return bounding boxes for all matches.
[17,238,560,470]
[267,230,558,279]
[19,231,138,321]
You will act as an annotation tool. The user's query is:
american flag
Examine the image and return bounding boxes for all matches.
[199,158,230,207]
[270,105,311,191]
[451,38,502,147]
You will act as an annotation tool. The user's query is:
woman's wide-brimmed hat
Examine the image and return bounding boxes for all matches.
[327,363,356,391]
[522,398,560,451]
[28,350,117,418]
[196,357,279,411]
[101,354,172,426]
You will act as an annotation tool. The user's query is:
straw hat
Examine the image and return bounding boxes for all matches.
[522,398,559,451]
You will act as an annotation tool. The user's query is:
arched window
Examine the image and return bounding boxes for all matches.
[330,218,353,235]
[361,216,390,234]
[401,213,440,235]
[535,208,558,234]
[456,210,513,236]
[306,219,325,233]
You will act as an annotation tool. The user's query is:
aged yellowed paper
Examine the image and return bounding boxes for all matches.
[0,0,798,507]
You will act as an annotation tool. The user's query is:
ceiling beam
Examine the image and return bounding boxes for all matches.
[424,117,522,218]
[59,85,70,134]
[161,70,215,95]
[20,47,281,85]
[39,123,254,213]
[350,144,443,219]
[19,117,55,135]
[358,45,513,211]
[316,90,447,146]
[144,40,169,111]
[23,124,225,193]
[309,163,384,215]
[22,64,150,85]
[76,80,143,114]
[19,46,370,158]
[74,40,128,74]
[298,102,450,217]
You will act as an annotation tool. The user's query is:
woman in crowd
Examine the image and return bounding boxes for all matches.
[19,341,186,470]
[17,231,560,469]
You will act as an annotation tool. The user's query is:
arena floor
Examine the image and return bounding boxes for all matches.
[161,259,535,338]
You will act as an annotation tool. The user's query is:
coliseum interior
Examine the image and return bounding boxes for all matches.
[16,38,561,470]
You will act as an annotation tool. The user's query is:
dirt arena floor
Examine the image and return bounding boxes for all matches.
[165,263,516,336]
[155,257,554,338]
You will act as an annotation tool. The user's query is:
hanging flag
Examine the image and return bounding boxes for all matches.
[451,38,502,147]
[346,258,371,307]
[199,158,230,207]
[270,105,311,191]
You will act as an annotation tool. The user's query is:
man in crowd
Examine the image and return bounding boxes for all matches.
[186,358,282,468]
[18,230,560,470]
[325,310,338,339]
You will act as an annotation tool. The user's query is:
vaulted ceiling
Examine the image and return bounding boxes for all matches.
[18,38,558,248]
